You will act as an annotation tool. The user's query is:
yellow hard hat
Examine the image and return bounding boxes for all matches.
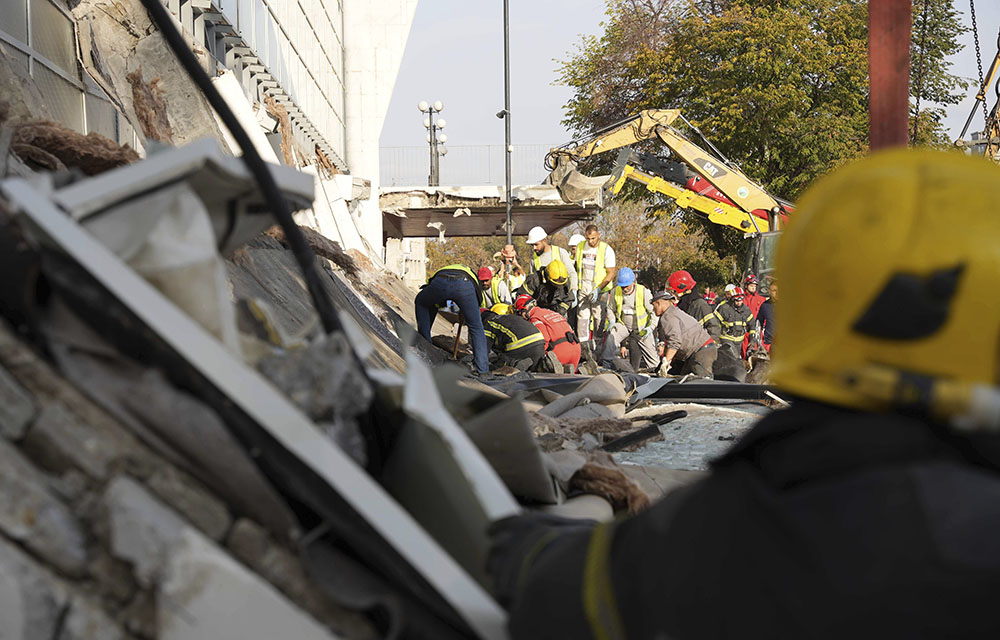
[770,149,1000,420]
[490,303,511,315]
[547,259,569,285]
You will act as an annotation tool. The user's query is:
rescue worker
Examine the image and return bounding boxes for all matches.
[743,274,767,317]
[714,286,757,361]
[524,260,574,316]
[573,224,617,345]
[478,266,511,308]
[602,267,658,371]
[480,305,546,371]
[414,264,489,375]
[757,279,777,351]
[703,289,718,306]
[741,275,767,358]
[514,294,581,372]
[488,149,1000,639]
[525,226,577,301]
[651,290,717,378]
[666,270,721,342]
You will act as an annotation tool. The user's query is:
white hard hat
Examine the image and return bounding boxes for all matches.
[724,284,737,294]
[526,226,548,244]
[568,233,585,248]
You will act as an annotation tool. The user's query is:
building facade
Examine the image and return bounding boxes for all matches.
[0,0,418,263]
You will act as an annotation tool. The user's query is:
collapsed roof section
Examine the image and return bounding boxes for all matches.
[380,184,601,240]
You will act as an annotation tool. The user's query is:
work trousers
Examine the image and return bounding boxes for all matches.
[666,343,717,378]
[414,276,489,374]
[496,343,546,372]
[551,341,581,372]
[602,322,659,370]
[576,282,609,342]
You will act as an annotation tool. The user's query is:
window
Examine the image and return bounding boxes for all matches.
[0,0,126,143]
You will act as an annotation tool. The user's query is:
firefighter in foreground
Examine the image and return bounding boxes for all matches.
[488,150,1000,638]
[650,290,717,377]
[480,304,546,371]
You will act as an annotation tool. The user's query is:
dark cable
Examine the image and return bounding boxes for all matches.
[138,0,341,335]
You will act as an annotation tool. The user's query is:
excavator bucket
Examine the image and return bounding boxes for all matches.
[543,155,610,205]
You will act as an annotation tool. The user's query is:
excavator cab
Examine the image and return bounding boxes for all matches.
[744,231,780,289]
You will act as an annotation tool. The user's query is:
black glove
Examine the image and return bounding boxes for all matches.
[487,512,596,608]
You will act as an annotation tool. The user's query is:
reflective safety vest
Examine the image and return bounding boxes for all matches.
[483,315,545,351]
[430,264,486,307]
[575,241,612,292]
[613,285,651,330]
[532,246,567,272]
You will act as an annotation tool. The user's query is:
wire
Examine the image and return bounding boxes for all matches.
[138,0,342,335]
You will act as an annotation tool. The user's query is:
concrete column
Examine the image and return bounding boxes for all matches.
[343,0,419,261]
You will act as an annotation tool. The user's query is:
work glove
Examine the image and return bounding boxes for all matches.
[589,289,600,305]
[487,513,597,608]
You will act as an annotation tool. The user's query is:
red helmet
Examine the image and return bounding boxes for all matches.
[477,266,494,281]
[732,286,746,299]
[703,291,717,304]
[744,274,758,286]
[514,294,536,312]
[667,270,696,294]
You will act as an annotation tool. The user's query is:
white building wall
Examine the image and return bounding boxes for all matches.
[343,0,419,260]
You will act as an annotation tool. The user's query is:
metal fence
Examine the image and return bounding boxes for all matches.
[379,144,556,187]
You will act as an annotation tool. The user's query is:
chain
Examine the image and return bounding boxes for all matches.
[912,0,931,143]
[971,0,990,125]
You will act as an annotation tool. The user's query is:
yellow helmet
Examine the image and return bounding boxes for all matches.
[490,303,511,315]
[770,149,1000,425]
[547,259,569,285]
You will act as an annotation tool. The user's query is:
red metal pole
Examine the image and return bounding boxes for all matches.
[869,0,912,150]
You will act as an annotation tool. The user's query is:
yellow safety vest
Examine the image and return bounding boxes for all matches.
[532,246,567,272]
[490,276,503,303]
[613,285,650,330]
[431,264,486,307]
[575,241,612,293]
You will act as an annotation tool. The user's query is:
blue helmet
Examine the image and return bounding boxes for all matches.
[616,267,636,287]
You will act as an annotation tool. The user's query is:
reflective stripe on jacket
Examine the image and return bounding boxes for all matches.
[483,314,545,352]
[714,300,756,342]
[613,285,651,330]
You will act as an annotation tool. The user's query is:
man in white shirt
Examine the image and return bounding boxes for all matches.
[573,224,617,343]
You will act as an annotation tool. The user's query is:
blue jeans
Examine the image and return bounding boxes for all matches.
[414,276,489,374]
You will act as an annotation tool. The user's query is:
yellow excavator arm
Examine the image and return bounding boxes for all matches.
[548,109,783,224]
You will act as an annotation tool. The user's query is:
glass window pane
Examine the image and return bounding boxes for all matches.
[0,42,30,75]
[0,0,28,43]
[31,0,76,73]
[85,93,116,140]
[34,63,83,132]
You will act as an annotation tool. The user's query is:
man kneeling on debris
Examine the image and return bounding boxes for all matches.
[601,267,658,371]
[514,294,581,373]
[488,150,1000,638]
[651,290,717,377]
[414,264,489,375]
[481,304,546,371]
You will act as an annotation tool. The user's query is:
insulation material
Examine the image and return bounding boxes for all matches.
[11,120,139,175]
[126,67,174,144]
[570,461,650,515]
[73,0,226,149]
[264,95,294,166]
[81,182,241,354]
[264,224,359,277]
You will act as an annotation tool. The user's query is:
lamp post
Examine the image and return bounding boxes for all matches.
[498,0,512,244]
[418,100,448,186]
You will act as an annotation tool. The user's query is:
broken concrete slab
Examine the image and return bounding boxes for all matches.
[0,535,69,640]
[103,475,186,588]
[22,402,135,481]
[0,362,35,440]
[159,529,342,640]
[146,466,231,542]
[0,437,87,576]
[59,595,125,640]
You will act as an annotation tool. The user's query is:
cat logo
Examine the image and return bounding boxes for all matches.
[695,158,728,179]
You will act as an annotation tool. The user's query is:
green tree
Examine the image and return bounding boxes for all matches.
[559,0,967,204]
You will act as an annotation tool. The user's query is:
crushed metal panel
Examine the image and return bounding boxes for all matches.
[0,178,509,640]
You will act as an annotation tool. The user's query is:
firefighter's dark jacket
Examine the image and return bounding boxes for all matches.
[496,402,1000,639]
[481,311,544,353]
[677,291,721,340]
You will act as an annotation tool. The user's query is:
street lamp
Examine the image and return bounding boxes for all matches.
[418,100,448,186]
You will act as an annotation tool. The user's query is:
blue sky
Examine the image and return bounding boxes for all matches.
[381,1,1000,150]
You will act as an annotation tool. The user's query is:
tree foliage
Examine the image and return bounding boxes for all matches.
[559,0,968,204]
